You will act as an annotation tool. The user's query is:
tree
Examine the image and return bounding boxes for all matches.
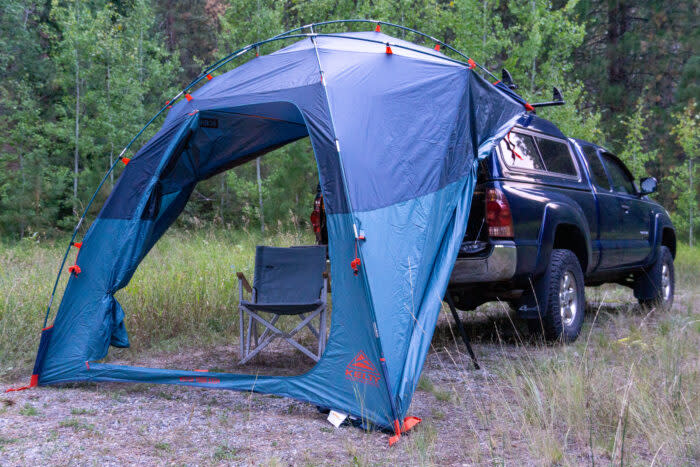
[0,0,71,238]
[617,95,656,180]
[50,0,178,223]
[669,103,699,246]
[217,0,284,233]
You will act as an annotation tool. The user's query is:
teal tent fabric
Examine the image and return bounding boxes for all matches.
[33,31,525,430]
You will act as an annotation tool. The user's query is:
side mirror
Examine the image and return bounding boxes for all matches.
[639,177,657,195]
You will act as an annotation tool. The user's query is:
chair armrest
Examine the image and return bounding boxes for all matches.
[236,272,253,294]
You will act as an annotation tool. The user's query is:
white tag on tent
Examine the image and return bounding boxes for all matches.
[327,410,348,428]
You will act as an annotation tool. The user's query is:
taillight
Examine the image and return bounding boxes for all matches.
[485,188,514,238]
[310,197,323,233]
[310,210,321,233]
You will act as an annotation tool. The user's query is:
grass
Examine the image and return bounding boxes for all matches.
[0,228,312,379]
[19,403,39,416]
[212,443,237,461]
[1,229,698,463]
[436,246,700,465]
[59,417,95,432]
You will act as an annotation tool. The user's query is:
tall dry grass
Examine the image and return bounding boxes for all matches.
[0,228,312,379]
[1,232,698,463]
[414,243,700,465]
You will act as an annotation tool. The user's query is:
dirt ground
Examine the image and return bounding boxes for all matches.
[0,306,674,466]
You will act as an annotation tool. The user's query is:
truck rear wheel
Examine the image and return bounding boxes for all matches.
[530,249,585,343]
[634,246,674,311]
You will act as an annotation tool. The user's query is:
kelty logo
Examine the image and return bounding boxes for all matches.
[179,376,220,384]
[345,351,380,386]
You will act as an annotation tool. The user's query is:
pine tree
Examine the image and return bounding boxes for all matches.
[50,0,178,224]
[669,103,699,246]
[618,96,656,180]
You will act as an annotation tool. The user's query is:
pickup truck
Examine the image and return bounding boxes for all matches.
[311,114,676,342]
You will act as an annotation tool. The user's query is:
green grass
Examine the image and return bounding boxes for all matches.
[19,403,39,416]
[1,231,698,463]
[0,228,312,379]
[212,443,237,461]
[448,252,700,465]
[59,417,95,432]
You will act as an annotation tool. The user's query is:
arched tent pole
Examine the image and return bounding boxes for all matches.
[276,19,500,82]
[42,21,530,328]
[42,35,308,328]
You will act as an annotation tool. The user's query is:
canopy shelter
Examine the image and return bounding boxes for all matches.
[21,22,527,441]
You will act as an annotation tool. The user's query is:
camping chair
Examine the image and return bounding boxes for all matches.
[237,245,328,364]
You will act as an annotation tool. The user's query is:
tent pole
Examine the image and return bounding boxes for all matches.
[445,292,479,370]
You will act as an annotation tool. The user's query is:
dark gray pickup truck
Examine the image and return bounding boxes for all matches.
[447,114,676,341]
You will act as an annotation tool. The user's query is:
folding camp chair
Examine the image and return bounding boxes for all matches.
[237,245,328,364]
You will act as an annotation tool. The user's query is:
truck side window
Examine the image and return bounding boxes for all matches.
[581,146,611,190]
[535,137,578,176]
[601,153,636,195]
[499,132,544,171]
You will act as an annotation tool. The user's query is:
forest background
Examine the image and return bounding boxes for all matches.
[0,0,697,243]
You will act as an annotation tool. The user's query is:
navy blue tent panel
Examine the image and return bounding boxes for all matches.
[35,31,525,432]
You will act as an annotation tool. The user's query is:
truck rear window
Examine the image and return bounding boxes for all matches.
[499,133,544,171]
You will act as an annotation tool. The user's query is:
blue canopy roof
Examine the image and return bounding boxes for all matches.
[32,30,526,437]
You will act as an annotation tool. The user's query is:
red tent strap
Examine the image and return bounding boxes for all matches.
[120,157,130,165]
[71,241,82,249]
[524,102,534,111]
[5,374,38,393]
[389,416,422,446]
[375,23,381,32]
[492,80,501,85]
[505,132,524,160]
[68,264,81,276]
[385,43,393,55]
[467,58,476,69]
[206,74,213,81]
[434,43,440,51]
[185,93,193,102]
[165,100,172,109]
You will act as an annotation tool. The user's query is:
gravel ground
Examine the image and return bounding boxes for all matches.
[0,307,649,466]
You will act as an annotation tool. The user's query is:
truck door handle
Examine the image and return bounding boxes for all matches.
[621,204,630,212]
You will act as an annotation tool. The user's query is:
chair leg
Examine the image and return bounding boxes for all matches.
[239,306,245,360]
[319,307,327,357]
[247,309,322,362]
[257,314,280,344]
[246,315,253,357]
[253,318,258,347]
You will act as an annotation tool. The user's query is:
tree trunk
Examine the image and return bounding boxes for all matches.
[606,0,630,112]
[690,158,694,247]
[256,157,265,233]
[107,61,113,187]
[73,35,80,214]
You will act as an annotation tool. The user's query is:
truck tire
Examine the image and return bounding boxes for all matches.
[530,249,585,343]
[634,246,674,311]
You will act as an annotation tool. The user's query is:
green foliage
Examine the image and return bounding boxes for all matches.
[0,0,694,239]
[617,96,657,180]
[669,103,699,245]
